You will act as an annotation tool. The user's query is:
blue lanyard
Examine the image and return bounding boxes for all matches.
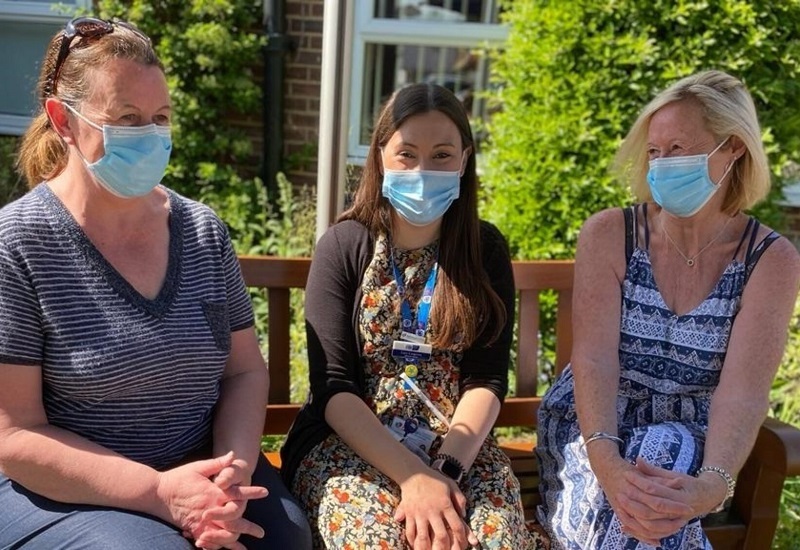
[390,251,438,339]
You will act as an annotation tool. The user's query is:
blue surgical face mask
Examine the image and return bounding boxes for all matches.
[381,169,461,226]
[646,137,732,217]
[65,103,172,198]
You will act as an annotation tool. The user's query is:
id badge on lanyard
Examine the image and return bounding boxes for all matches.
[390,251,437,363]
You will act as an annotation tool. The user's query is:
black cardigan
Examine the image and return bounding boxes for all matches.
[280,219,516,485]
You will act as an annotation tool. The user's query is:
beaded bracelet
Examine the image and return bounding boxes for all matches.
[696,465,736,512]
[581,431,624,450]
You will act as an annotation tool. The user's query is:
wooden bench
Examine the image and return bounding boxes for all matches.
[239,255,800,549]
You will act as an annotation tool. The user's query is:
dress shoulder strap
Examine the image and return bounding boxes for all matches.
[744,229,780,284]
[623,206,634,263]
[623,204,640,263]
[731,217,756,260]
[642,203,652,250]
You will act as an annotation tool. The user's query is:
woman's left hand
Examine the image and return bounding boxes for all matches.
[394,470,479,550]
[193,459,265,550]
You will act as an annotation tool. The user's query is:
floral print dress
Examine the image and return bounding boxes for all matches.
[291,233,535,549]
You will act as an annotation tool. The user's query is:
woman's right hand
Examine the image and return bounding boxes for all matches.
[155,451,268,548]
[394,470,478,550]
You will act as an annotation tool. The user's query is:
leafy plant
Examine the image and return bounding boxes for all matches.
[261,173,317,258]
[0,136,25,206]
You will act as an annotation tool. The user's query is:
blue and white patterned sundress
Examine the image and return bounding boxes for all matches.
[536,204,778,550]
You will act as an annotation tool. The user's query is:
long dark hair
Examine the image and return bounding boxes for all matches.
[339,83,506,348]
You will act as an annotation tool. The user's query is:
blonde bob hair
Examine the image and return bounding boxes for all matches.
[614,70,770,215]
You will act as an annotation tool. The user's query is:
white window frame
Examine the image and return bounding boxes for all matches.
[0,0,90,135]
[347,1,508,163]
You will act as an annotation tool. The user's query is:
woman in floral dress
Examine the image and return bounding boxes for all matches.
[280,83,536,549]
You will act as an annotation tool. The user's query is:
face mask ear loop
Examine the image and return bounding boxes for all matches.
[459,151,469,178]
[63,103,103,133]
[61,103,104,170]
[709,136,730,158]
[709,136,734,186]
[714,160,736,187]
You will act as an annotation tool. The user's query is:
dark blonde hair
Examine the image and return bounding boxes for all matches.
[16,19,161,187]
[340,83,507,349]
[614,70,770,215]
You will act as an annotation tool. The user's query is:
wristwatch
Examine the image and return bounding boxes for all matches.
[431,454,466,485]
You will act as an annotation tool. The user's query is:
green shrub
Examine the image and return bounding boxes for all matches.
[0,136,25,206]
[482,0,800,260]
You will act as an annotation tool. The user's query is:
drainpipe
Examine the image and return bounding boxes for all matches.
[263,0,291,198]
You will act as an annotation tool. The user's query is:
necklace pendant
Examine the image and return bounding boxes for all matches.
[687,259,695,267]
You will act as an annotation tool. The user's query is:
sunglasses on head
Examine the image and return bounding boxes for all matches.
[45,16,149,97]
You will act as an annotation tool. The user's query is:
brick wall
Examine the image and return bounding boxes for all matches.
[283,0,324,188]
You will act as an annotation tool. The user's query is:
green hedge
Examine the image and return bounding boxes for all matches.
[481,0,800,260]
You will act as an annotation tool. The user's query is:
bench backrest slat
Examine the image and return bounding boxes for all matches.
[267,287,292,404]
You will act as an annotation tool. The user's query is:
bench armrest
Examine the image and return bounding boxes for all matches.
[730,417,800,549]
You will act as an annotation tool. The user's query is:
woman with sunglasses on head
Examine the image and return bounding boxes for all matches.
[280,83,537,549]
[0,17,311,550]
[536,70,800,549]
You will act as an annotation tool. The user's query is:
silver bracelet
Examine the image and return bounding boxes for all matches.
[696,465,736,512]
[581,431,624,450]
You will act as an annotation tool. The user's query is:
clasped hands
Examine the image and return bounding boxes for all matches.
[600,458,728,546]
[395,470,479,550]
[156,451,268,550]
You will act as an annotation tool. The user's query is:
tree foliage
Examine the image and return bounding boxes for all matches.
[481,0,800,259]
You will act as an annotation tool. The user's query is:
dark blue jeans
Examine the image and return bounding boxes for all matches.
[0,453,312,550]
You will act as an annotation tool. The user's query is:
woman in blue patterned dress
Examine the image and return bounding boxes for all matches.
[536,70,800,549]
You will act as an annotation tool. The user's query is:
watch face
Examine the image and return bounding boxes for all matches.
[438,459,462,482]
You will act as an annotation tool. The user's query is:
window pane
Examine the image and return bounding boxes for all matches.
[359,42,489,146]
[373,0,499,23]
[0,21,58,118]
